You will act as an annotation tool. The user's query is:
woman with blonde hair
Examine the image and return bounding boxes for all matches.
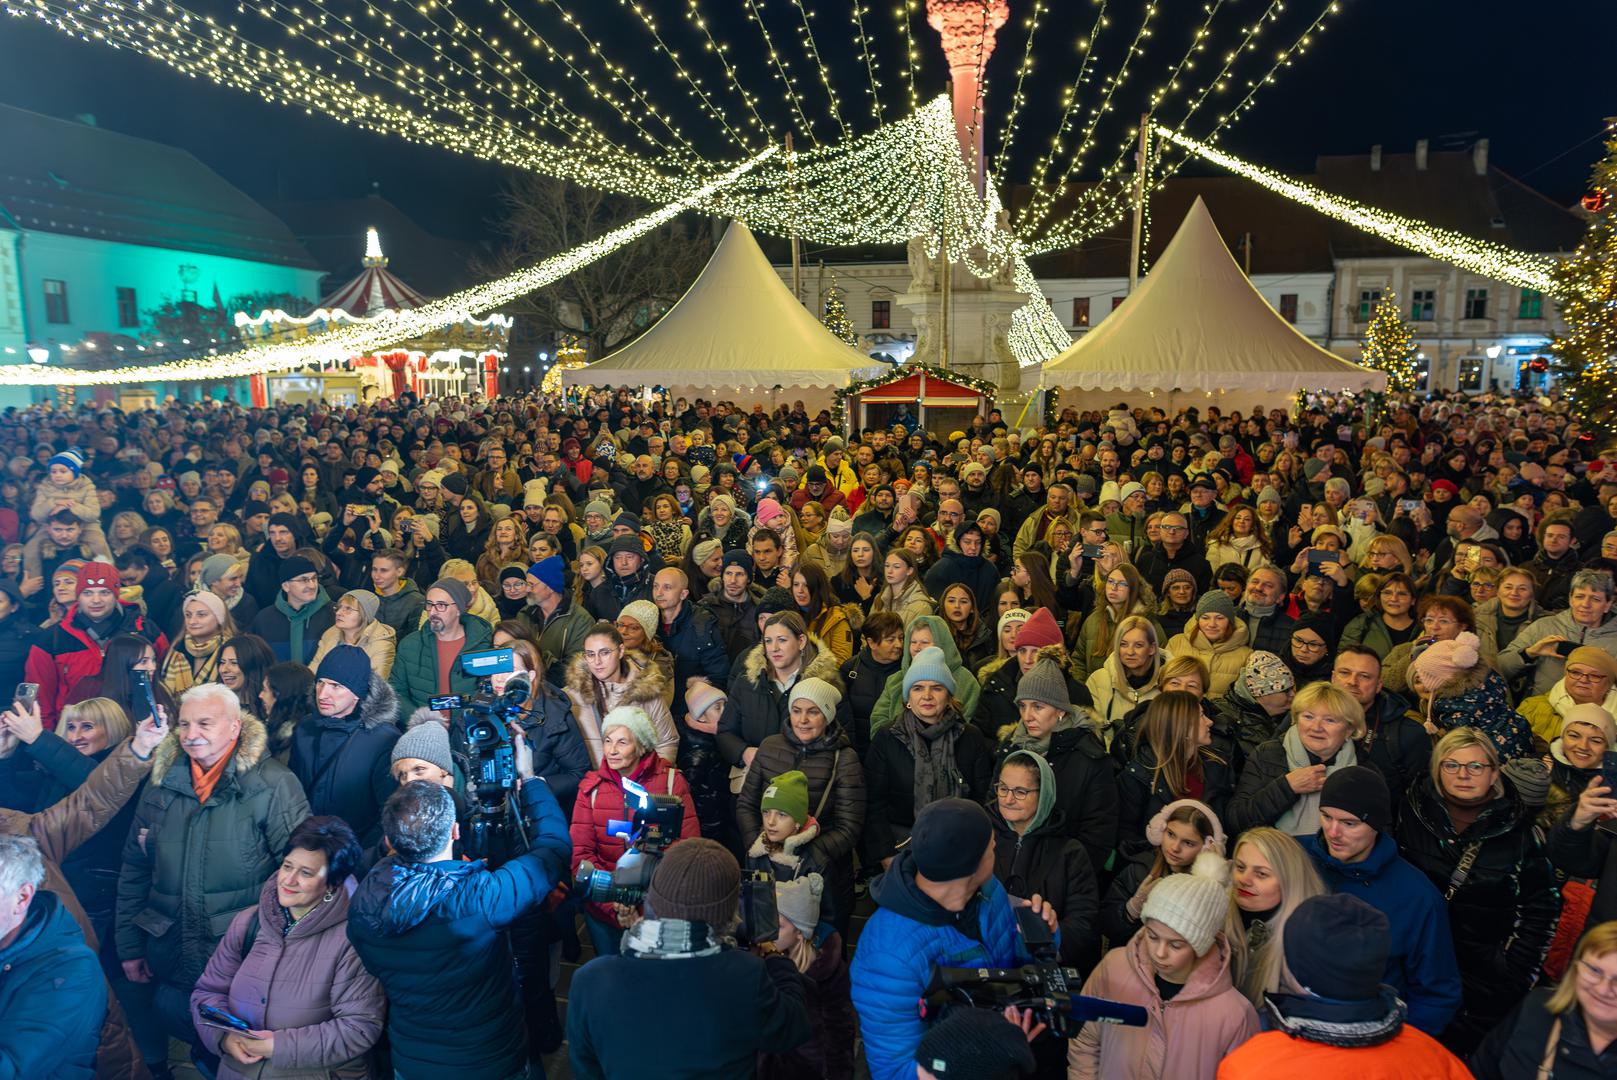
[646,492,692,565]
[1086,614,1163,743]
[1361,533,1414,577]
[108,511,149,557]
[311,589,398,678]
[1470,920,1617,1077]
[207,522,245,557]
[159,591,236,694]
[1226,826,1327,1006]
[1227,682,1370,836]
[1117,690,1232,855]
[475,515,528,585]
[1395,726,1559,1055]
[1074,562,1157,683]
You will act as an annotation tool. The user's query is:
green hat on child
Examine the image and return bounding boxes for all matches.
[760,770,809,827]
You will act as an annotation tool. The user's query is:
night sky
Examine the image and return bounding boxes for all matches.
[0,0,1611,251]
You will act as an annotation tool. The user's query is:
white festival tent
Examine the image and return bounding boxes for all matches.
[560,220,882,408]
[1039,196,1386,413]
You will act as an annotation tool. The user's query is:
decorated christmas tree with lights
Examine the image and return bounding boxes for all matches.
[823,285,858,348]
[1359,291,1420,393]
[1549,137,1617,444]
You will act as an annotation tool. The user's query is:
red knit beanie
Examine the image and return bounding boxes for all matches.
[1013,607,1064,650]
[76,561,120,598]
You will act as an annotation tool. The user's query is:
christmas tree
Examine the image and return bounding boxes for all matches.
[823,284,858,347]
[1359,291,1420,393]
[1549,136,1617,444]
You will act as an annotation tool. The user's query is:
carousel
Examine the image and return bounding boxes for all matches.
[235,227,511,404]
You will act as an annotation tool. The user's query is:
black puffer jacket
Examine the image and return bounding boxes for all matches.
[989,805,1099,971]
[288,673,402,847]
[1356,689,1432,801]
[1099,849,1156,947]
[1208,690,1286,774]
[717,636,843,767]
[737,719,866,928]
[836,648,900,759]
[1395,777,1561,1055]
[1225,737,1383,837]
[862,713,994,864]
[1115,740,1234,857]
[995,725,1119,879]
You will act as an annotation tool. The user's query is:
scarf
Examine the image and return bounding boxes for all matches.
[622,917,726,959]
[275,588,331,664]
[190,739,237,804]
[1274,723,1357,836]
[891,708,965,816]
[1006,707,1080,756]
[161,635,223,693]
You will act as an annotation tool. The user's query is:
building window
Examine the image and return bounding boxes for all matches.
[871,300,891,329]
[1356,288,1382,322]
[1459,355,1485,392]
[43,279,69,324]
[1414,354,1430,393]
[1111,296,1125,311]
[1518,289,1544,320]
[1072,297,1090,327]
[1410,289,1436,321]
[116,287,139,328]
[1278,294,1298,324]
[1464,288,1489,320]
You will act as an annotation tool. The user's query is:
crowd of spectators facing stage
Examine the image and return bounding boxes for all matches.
[3,386,1617,1079]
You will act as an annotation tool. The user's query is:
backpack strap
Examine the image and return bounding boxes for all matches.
[241,911,260,959]
[1536,1016,1560,1080]
[1444,840,1484,901]
[813,752,839,820]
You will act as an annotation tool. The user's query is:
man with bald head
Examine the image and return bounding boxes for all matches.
[1136,510,1212,594]
[652,566,733,841]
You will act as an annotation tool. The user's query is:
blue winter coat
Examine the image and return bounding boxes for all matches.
[0,891,107,1080]
[924,547,1001,614]
[1304,831,1463,1036]
[346,774,570,1080]
[851,851,1039,1080]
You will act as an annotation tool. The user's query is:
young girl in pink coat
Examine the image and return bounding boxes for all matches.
[1069,850,1258,1080]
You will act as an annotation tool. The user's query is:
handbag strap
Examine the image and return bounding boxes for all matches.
[813,752,839,820]
[1445,840,1484,901]
[1536,1016,1561,1080]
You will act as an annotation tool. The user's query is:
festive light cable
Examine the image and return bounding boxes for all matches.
[783,0,850,142]
[1,148,776,386]
[1151,124,1560,294]
[989,0,1046,180]
[683,0,775,142]
[1011,0,1111,231]
[895,0,920,112]
[847,0,886,125]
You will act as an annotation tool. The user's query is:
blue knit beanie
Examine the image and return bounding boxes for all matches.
[49,448,84,479]
[316,644,372,702]
[528,555,566,596]
[903,645,957,697]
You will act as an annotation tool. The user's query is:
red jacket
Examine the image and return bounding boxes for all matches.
[569,751,699,927]
[24,602,169,729]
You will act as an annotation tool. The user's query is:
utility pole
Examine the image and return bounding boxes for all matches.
[1128,114,1151,293]
[786,133,801,305]
[1242,231,1252,275]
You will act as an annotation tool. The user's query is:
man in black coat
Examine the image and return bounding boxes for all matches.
[1330,645,1430,801]
[651,568,732,721]
[1135,512,1213,595]
[244,512,302,608]
[288,645,401,848]
[1241,567,1296,655]
[698,551,762,657]
[567,838,811,1079]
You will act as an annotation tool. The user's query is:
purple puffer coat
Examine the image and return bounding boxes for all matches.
[190,876,385,1079]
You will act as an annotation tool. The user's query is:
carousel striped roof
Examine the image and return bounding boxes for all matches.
[315,228,428,316]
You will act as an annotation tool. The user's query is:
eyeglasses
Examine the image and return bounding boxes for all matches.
[1578,958,1617,993]
[1159,524,1187,533]
[1291,637,1328,652]
[996,783,1039,801]
[1565,668,1609,684]
[287,574,317,587]
[424,600,456,612]
[1439,760,1494,777]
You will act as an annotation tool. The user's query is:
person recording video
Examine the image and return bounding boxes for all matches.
[347,733,570,1080]
[566,837,812,1079]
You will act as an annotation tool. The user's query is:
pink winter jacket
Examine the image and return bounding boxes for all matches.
[1069,932,1259,1080]
[190,876,385,1079]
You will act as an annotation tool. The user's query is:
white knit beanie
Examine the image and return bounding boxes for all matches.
[1140,850,1232,957]
[776,873,824,938]
[600,705,659,755]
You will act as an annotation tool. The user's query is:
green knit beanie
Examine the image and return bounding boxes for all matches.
[760,770,810,827]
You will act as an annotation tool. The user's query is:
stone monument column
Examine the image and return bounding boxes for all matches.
[897,0,1026,398]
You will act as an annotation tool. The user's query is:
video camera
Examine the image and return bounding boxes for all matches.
[922,906,1147,1039]
[430,648,534,861]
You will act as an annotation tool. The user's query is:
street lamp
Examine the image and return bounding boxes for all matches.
[26,345,49,365]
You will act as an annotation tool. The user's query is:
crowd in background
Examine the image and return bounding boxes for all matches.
[2,386,1617,1080]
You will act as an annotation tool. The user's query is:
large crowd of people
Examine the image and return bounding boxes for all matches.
[2,386,1617,1080]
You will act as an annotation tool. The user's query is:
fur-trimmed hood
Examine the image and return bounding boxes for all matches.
[149,711,271,786]
[747,817,821,871]
[564,647,669,707]
[739,632,843,687]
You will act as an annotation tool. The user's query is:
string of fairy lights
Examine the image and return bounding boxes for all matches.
[3,0,1565,384]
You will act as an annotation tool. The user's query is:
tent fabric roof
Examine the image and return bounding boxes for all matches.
[317,263,428,316]
[561,221,878,392]
[1040,198,1386,394]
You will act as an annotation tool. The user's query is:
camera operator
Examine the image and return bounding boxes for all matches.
[347,727,570,1080]
[850,798,1059,1080]
[566,837,812,1079]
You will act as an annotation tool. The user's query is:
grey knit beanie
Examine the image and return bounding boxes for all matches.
[1014,658,1072,711]
[1194,589,1237,621]
[391,711,454,776]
